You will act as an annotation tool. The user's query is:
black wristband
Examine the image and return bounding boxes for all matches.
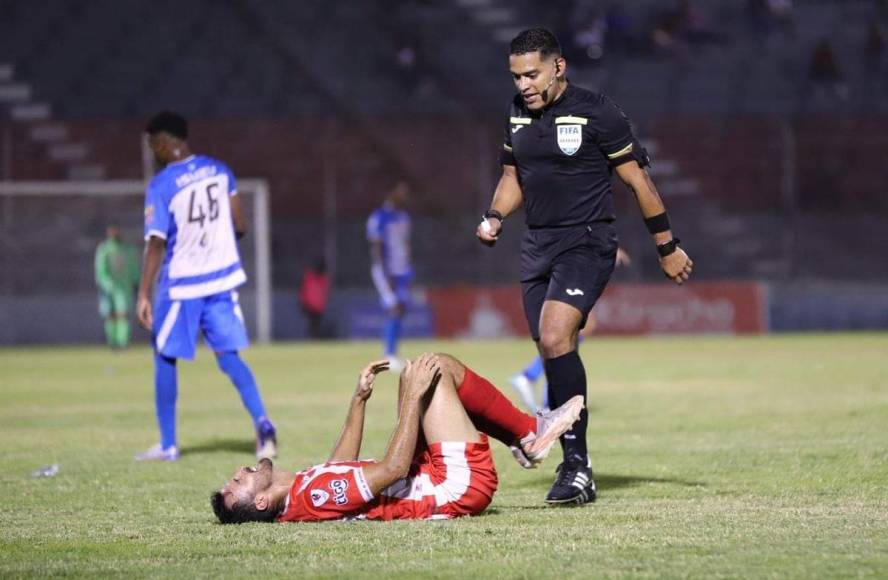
[657,238,681,257]
[644,212,670,234]
[484,209,504,222]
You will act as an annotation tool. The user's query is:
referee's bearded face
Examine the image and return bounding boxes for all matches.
[509,52,563,111]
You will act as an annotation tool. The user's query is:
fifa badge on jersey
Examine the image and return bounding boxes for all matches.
[144,204,155,225]
[310,489,330,507]
[556,124,583,156]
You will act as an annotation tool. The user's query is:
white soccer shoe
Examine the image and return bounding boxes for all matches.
[256,439,277,461]
[509,373,539,413]
[509,395,584,469]
[256,418,278,460]
[134,443,180,462]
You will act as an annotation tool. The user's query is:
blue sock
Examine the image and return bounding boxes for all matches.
[522,356,545,382]
[154,353,178,450]
[217,351,267,425]
[383,315,402,357]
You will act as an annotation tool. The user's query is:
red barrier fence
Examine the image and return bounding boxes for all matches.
[426,281,767,337]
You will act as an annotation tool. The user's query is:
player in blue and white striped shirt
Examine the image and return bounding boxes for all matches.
[135,111,276,462]
[367,181,413,370]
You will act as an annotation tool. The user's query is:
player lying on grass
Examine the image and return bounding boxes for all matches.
[211,353,584,523]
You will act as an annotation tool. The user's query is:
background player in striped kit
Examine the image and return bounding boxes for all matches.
[367,180,413,370]
[135,111,277,462]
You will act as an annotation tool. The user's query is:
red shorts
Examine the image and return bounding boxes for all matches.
[366,435,499,521]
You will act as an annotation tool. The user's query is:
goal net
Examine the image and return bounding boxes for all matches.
[0,179,271,345]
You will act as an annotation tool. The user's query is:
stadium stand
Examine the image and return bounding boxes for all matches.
[1,0,886,295]
[1,0,885,121]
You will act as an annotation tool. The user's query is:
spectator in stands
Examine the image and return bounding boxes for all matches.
[878,0,888,20]
[808,39,849,105]
[748,0,794,42]
[651,0,724,60]
[864,24,884,72]
[571,8,608,63]
[747,0,770,37]
[767,0,794,36]
[389,17,426,97]
[395,42,419,93]
[604,4,637,56]
[299,257,331,340]
[651,1,691,58]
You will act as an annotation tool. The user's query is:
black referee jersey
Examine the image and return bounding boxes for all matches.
[499,84,650,228]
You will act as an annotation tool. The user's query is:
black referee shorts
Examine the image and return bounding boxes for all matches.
[520,223,618,341]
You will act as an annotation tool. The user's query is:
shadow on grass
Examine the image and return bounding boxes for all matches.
[598,473,705,489]
[181,439,255,456]
[493,473,707,510]
[512,472,705,492]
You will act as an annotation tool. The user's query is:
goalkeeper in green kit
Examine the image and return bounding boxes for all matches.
[94,224,140,349]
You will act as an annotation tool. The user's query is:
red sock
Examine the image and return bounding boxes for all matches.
[457,367,536,446]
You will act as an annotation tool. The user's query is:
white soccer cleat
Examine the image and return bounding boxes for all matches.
[256,439,277,461]
[134,443,180,462]
[522,395,584,464]
[509,441,537,469]
[256,419,278,460]
[509,373,539,413]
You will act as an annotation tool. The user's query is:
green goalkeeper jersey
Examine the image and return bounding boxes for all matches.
[95,239,140,294]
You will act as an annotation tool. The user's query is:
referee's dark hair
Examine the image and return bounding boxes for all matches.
[509,28,562,59]
[146,111,188,140]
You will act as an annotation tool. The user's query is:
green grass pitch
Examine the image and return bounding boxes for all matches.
[2,335,887,578]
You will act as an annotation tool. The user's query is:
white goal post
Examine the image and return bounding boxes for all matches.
[0,179,273,343]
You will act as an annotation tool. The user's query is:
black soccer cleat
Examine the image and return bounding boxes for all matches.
[545,455,597,505]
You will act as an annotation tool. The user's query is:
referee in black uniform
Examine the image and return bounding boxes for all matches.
[476,28,693,505]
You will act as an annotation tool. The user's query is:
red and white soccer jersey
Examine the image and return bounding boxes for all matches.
[277,436,498,522]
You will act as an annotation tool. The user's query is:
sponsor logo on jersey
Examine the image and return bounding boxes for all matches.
[144,204,155,225]
[510,116,531,135]
[329,479,349,505]
[310,489,330,507]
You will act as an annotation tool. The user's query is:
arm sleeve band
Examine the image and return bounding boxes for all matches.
[644,212,671,234]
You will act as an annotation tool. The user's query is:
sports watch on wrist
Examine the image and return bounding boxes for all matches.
[656,238,681,257]
[483,209,504,222]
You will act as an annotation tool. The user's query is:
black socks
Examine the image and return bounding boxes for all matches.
[544,350,588,460]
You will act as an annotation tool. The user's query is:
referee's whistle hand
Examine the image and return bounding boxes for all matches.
[660,248,693,285]
[476,219,501,247]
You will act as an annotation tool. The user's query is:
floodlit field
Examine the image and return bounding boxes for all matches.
[2,335,886,578]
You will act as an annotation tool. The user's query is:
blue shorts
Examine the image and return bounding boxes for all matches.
[380,273,412,309]
[152,290,249,360]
